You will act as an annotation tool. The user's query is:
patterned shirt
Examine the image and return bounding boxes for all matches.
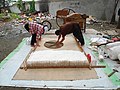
[29,22,43,40]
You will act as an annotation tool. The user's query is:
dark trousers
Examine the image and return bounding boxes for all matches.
[73,24,85,46]
[31,33,37,46]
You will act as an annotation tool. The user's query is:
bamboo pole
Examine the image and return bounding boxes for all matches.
[20,65,106,69]
[74,37,92,69]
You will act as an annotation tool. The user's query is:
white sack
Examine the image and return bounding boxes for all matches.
[90,37,108,45]
[118,54,120,61]
[27,50,90,67]
[107,46,120,60]
[106,42,120,49]
[26,37,31,45]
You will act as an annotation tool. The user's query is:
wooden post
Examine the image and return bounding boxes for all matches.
[110,0,119,24]
[117,8,120,29]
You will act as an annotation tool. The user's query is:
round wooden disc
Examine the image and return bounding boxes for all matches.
[44,40,63,49]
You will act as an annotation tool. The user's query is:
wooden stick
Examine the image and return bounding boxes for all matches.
[74,37,92,69]
[20,65,106,69]
[23,46,37,71]
[74,37,84,52]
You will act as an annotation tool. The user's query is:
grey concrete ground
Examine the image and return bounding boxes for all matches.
[0,21,30,62]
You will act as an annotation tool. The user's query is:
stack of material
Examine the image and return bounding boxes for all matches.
[24,34,98,68]
[118,54,120,61]
[26,50,89,68]
[103,41,120,60]
[106,42,120,49]
[106,42,120,60]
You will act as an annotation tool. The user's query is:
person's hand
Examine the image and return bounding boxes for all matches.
[38,37,41,41]
[35,43,40,47]
[55,41,60,46]
[31,45,35,47]
[36,44,40,47]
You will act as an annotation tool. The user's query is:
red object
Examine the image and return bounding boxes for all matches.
[112,38,120,41]
[87,54,91,63]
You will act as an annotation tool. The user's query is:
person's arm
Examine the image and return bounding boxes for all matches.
[56,34,61,43]
[59,36,65,43]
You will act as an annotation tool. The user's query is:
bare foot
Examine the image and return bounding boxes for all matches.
[36,44,40,47]
[55,41,60,45]
[56,43,61,48]
[34,43,40,47]
[56,44,60,48]
[38,38,41,41]
[31,45,35,47]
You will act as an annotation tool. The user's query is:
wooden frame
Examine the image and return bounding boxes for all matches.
[22,37,106,70]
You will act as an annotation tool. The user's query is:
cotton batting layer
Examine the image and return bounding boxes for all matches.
[27,50,89,68]
[25,33,90,68]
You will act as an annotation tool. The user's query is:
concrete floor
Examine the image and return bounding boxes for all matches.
[0,29,120,90]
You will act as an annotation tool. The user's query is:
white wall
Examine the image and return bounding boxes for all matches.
[35,3,40,11]
[10,0,117,21]
[49,0,115,21]
[10,4,21,13]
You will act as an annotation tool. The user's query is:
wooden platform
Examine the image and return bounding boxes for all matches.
[0,29,116,89]
[13,68,98,81]
[23,34,93,69]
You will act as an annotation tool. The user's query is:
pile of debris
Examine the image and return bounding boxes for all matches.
[87,29,120,63]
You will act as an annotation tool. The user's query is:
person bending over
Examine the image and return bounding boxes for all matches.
[55,22,85,46]
[24,22,43,47]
